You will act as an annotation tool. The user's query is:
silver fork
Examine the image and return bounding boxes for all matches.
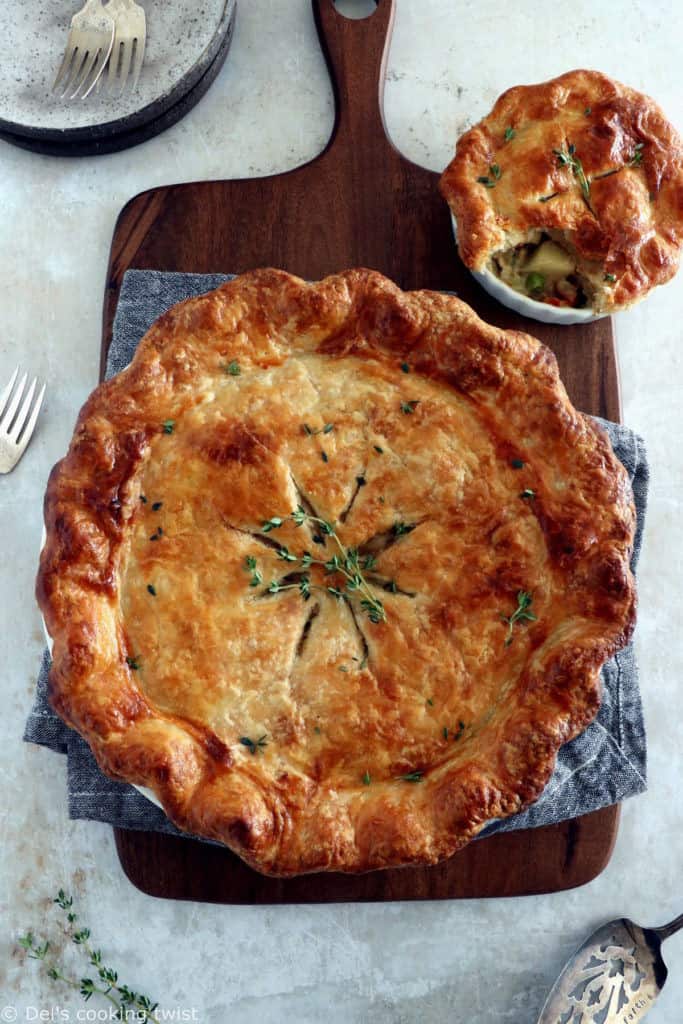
[0,369,46,475]
[52,0,115,100]
[105,0,147,93]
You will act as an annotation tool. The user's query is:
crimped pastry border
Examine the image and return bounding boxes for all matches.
[37,268,636,875]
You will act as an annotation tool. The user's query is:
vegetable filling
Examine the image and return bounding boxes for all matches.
[491,232,594,309]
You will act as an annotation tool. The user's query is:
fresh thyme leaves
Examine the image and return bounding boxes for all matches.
[504,126,515,141]
[400,400,420,414]
[584,107,592,116]
[442,725,449,740]
[553,141,644,209]
[401,362,411,373]
[501,591,537,646]
[303,422,334,436]
[339,665,349,672]
[373,445,384,454]
[321,450,329,463]
[628,142,644,166]
[223,360,241,376]
[126,656,141,671]
[239,734,268,755]
[384,580,398,593]
[256,506,386,623]
[511,458,525,469]
[399,771,424,783]
[452,720,466,740]
[604,272,617,283]
[362,771,371,785]
[520,488,535,499]
[360,598,385,623]
[477,164,503,188]
[426,697,434,707]
[244,555,263,587]
[149,527,163,541]
[161,420,175,434]
[151,501,163,511]
[392,520,416,537]
[553,144,591,203]
[19,891,160,1022]
[147,584,157,596]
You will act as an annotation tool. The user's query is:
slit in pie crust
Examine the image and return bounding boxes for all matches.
[37,268,636,876]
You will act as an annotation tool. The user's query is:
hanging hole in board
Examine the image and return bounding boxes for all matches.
[333,0,379,20]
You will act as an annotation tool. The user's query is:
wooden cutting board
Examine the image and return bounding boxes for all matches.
[104,0,621,902]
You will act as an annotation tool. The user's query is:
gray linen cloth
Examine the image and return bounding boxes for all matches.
[24,270,649,842]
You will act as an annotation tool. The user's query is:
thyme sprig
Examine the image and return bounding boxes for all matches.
[553,144,591,203]
[477,163,502,189]
[501,591,537,646]
[18,891,159,1022]
[552,141,645,208]
[258,506,386,623]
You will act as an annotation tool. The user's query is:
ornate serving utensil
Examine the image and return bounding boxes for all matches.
[538,913,683,1023]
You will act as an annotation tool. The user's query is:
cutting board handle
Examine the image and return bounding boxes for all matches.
[313,0,396,151]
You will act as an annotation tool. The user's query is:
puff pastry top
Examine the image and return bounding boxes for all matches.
[37,269,636,876]
[440,69,683,312]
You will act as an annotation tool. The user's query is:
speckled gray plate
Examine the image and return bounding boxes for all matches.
[0,0,235,144]
[0,6,235,156]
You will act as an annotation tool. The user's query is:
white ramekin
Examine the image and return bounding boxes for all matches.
[450,214,607,326]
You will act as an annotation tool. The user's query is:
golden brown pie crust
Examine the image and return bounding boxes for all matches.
[37,268,636,876]
[440,69,683,311]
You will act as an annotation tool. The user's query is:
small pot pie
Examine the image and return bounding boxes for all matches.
[37,269,636,876]
[440,69,683,316]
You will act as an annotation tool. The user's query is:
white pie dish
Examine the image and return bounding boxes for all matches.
[449,213,606,326]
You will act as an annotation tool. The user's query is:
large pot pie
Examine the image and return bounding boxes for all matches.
[440,69,683,314]
[37,269,636,876]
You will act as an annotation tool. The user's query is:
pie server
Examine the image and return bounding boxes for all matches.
[537,912,683,1023]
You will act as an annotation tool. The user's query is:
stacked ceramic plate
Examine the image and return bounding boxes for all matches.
[0,0,236,156]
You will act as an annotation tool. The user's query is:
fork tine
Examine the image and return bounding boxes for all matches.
[116,38,134,93]
[70,46,100,99]
[80,42,112,99]
[59,46,87,98]
[14,383,46,459]
[130,33,146,91]
[53,45,77,92]
[0,372,27,434]
[108,38,122,88]
[9,377,37,442]
[0,366,19,419]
